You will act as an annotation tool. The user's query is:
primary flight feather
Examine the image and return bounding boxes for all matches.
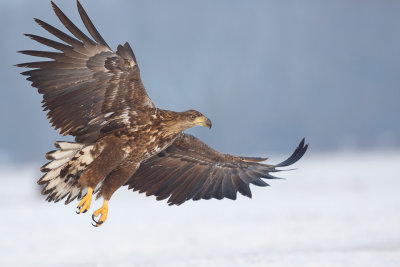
[17,1,308,227]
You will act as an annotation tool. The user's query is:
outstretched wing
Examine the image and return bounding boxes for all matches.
[125,134,308,205]
[17,1,154,142]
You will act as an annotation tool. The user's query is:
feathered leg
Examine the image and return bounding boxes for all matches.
[91,163,139,227]
[76,137,128,214]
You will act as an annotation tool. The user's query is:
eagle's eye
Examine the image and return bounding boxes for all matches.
[190,114,196,120]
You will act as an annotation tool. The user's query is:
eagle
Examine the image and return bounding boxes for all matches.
[17,1,308,227]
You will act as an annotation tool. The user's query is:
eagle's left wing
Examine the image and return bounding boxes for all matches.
[17,1,154,143]
[125,134,308,205]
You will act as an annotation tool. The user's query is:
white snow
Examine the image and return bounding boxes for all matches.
[0,151,399,267]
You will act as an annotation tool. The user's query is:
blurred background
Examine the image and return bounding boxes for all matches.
[2,0,399,164]
[1,0,399,266]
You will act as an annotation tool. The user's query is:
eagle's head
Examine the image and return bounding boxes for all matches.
[182,110,212,129]
[161,109,212,133]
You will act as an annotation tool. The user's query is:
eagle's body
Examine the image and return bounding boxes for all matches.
[18,1,308,226]
[97,108,198,163]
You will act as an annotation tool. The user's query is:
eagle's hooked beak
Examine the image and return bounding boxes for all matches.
[195,116,212,129]
[205,118,212,129]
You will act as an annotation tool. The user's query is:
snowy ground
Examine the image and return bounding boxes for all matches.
[1,151,399,267]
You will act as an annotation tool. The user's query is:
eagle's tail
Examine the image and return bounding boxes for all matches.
[38,141,98,204]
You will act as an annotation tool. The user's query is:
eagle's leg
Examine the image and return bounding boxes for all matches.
[91,200,108,227]
[76,187,93,214]
[92,163,139,227]
[75,137,128,215]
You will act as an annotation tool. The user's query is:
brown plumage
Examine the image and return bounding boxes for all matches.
[17,1,308,227]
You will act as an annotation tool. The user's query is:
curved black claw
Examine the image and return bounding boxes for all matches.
[91,221,98,227]
[76,206,88,214]
[91,214,104,226]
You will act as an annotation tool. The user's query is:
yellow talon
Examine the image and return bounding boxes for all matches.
[76,187,93,214]
[92,200,108,227]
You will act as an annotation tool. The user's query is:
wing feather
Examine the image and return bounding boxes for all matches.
[126,134,308,205]
[76,0,110,48]
[18,1,154,142]
[18,50,63,59]
[22,34,72,52]
[34,18,84,48]
[51,1,97,46]
[221,174,237,200]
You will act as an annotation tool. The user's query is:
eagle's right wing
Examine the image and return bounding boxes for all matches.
[17,1,154,143]
[126,134,308,205]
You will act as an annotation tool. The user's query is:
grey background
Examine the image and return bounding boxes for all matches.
[1,0,399,163]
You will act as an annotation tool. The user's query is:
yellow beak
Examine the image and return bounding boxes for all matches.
[194,116,212,129]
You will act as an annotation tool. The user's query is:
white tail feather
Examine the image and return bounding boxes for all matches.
[55,141,85,150]
[39,166,62,183]
[42,156,70,170]
[39,141,96,204]
[68,186,82,202]
[46,149,77,160]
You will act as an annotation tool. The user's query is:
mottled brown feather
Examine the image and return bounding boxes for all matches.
[17,0,154,142]
[126,134,308,205]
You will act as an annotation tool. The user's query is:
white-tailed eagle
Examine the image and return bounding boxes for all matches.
[17,1,308,227]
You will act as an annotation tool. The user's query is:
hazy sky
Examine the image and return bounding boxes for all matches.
[1,0,400,163]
